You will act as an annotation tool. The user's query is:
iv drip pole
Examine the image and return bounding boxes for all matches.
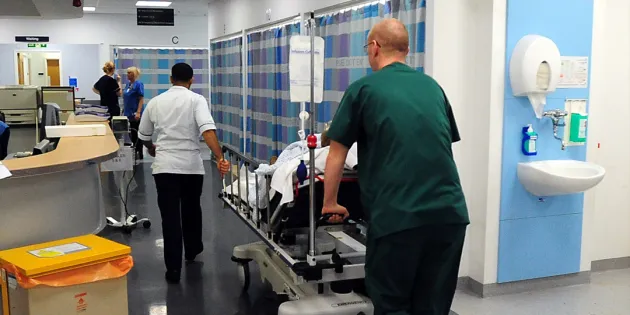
[306,11,317,264]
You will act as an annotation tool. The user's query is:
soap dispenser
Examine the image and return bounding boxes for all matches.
[522,124,538,156]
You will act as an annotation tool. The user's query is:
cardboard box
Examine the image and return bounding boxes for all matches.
[5,275,127,315]
[0,235,131,315]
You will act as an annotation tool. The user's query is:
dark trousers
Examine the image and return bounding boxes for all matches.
[0,128,10,160]
[129,120,143,157]
[366,225,466,315]
[154,173,204,271]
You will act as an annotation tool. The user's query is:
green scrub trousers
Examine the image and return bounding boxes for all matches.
[366,225,466,315]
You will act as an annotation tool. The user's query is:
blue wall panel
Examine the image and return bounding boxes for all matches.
[498,0,594,283]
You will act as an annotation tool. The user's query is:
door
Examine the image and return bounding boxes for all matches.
[46,59,60,86]
[17,53,25,85]
[23,55,31,85]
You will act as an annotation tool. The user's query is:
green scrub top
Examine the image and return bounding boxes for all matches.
[326,62,470,239]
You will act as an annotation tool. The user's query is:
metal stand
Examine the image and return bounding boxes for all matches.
[306,13,318,266]
[105,137,151,234]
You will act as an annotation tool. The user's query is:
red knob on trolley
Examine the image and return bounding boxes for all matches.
[307,134,318,149]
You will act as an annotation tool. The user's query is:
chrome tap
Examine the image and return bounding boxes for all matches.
[542,109,568,150]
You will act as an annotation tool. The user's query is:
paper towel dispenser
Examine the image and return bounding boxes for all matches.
[509,35,561,118]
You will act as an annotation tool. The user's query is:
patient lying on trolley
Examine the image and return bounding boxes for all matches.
[224,131,358,213]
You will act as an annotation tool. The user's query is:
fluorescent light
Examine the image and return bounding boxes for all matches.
[136,1,172,7]
[83,6,96,12]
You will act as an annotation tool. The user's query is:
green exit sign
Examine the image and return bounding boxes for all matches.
[27,43,47,48]
[40,44,47,48]
[27,43,36,48]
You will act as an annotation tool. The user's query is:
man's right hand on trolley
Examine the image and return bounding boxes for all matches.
[217,158,230,176]
[322,203,349,224]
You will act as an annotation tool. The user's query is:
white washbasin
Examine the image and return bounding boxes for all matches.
[517,160,606,196]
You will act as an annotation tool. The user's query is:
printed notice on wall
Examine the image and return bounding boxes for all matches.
[558,56,589,88]
[289,35,325,103]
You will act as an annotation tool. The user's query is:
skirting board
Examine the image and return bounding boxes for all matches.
[456,272,591,298]
[591,257,630,272]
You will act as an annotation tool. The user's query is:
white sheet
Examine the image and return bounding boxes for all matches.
[224,142,358,212]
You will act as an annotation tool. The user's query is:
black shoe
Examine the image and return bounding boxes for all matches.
[165,269,181,284]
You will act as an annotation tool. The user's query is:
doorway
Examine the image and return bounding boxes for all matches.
[46,59,60,86]
[14,51,62,86]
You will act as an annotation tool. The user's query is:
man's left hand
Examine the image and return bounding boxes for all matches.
[134,112,141,121]
[148,145,156,157]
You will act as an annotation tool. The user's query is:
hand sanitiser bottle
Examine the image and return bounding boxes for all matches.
[522,124,538,156]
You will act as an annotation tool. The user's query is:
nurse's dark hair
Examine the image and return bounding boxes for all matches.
[171,63,194,83]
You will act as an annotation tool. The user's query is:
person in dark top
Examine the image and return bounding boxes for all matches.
[93,61,122,117]
[323,19,469,315]
[0,119,9,160]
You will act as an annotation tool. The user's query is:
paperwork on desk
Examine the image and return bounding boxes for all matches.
[0,162,12,180]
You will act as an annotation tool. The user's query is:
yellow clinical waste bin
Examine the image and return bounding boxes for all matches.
[0,235,133,315]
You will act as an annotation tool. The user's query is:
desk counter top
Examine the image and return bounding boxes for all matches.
[3,115,119,178]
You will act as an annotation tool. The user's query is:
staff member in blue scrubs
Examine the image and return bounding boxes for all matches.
[123,66,145,160]
[0,119,9,160]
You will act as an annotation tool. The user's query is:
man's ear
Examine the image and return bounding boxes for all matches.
[170,76,174,85]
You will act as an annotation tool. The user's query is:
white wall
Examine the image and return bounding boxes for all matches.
[0,13,209,73]
[427,0,505,284]
[19,52,61,86]
[583,0,630,267]
[208,0,348,39]
[0,44,101,99]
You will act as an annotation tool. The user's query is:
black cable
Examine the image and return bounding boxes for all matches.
[116,127,141,219]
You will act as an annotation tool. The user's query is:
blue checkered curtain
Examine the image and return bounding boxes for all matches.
[113,48,210,104]
[246,22,301,162]
[314,0,426,129]
[211,37,243,152]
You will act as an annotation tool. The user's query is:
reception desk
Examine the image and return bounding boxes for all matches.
[0,115,119,250]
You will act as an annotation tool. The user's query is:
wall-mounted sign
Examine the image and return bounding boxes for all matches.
[15,36,50,43]
[137,8,174,26]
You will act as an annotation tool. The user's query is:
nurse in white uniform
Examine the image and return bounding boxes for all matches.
[138,63,230,283]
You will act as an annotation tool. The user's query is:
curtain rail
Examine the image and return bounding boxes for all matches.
[244,15,301,34]
[114,46,208,50]
[210,31,244,43]
[313,0,385,17]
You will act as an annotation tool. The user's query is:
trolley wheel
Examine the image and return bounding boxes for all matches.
[143,220,152,229]
[237,262,251,293]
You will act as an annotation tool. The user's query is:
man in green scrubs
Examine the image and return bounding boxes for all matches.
[323,19,470,315]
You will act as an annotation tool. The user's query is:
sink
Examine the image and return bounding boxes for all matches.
[517,160,606,196]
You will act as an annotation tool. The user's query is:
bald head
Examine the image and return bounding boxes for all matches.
[368,18,409,55]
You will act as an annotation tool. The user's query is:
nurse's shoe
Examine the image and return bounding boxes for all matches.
[165,269,181,284]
